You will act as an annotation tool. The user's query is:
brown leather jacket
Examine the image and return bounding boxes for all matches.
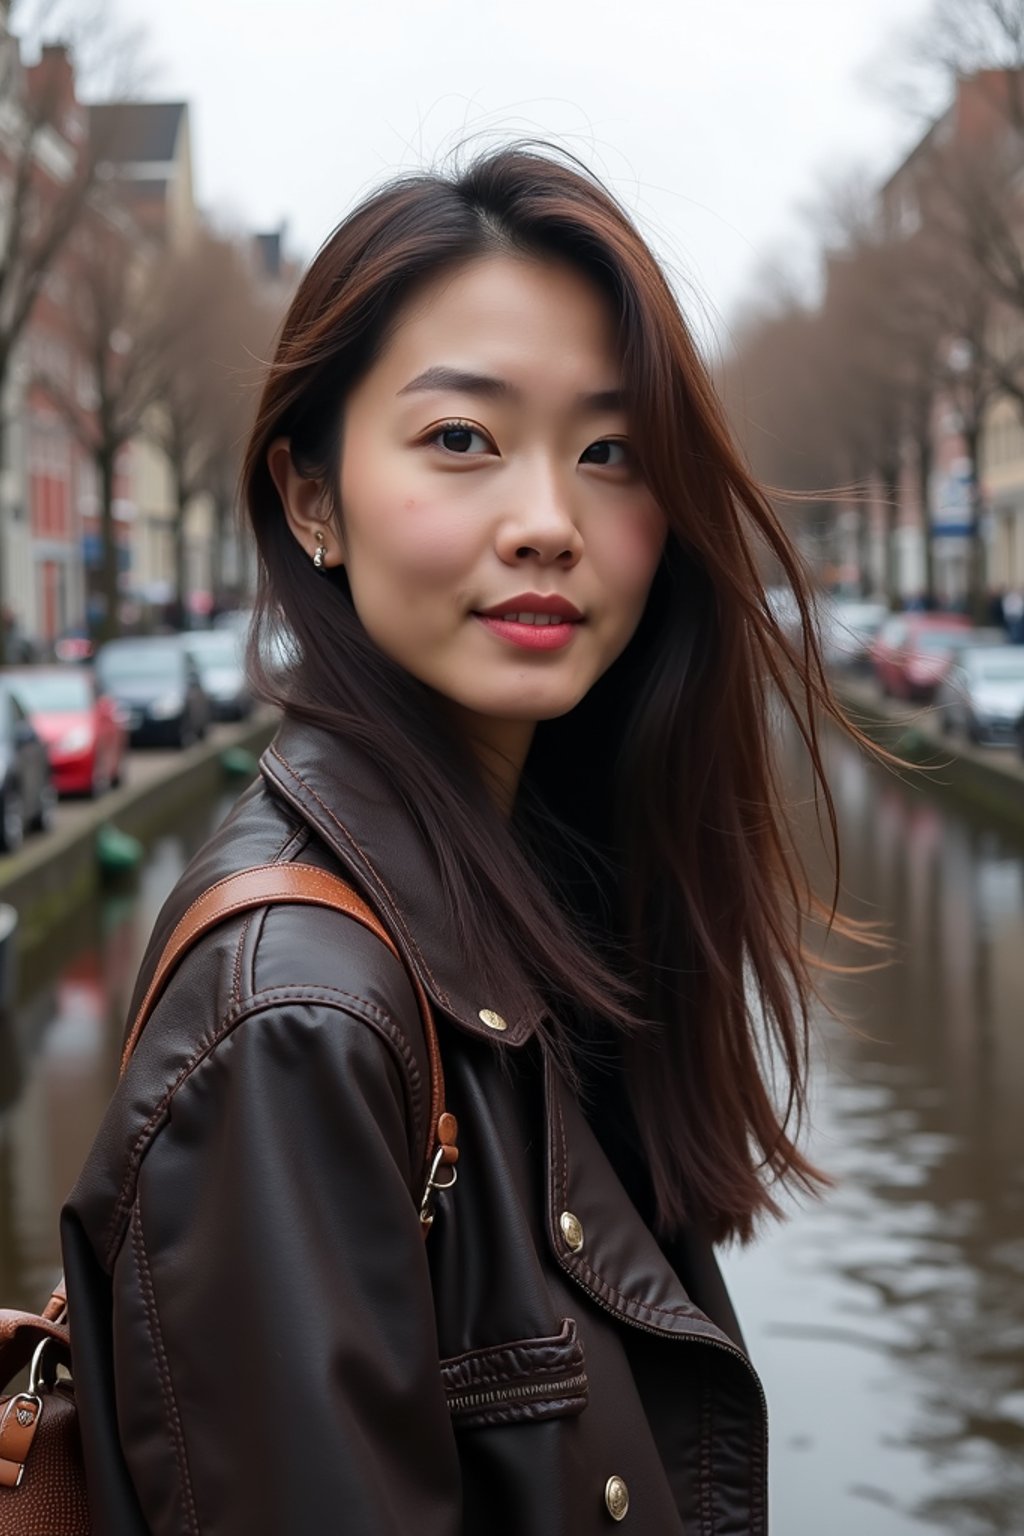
[61,719,769,1535]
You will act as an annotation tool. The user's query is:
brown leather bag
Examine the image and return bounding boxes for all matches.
[0,863,457,1534]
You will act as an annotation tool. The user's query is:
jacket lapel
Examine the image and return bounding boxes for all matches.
[260,723,543,1046]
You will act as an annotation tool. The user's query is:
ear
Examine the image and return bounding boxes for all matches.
[267,437,346,568]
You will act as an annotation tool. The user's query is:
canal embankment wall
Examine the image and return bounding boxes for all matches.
[831,675,1024,838]
[0,711,278,955]
[4,681,1023,960]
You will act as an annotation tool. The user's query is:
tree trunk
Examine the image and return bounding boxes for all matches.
[98,445,121,643]
[173,466,189,631]
[0,336,17,663]
[0,399,8,666]
[962,423,988,623]
[915,429,936,609]
[857,506,872,599]
[210,493,227,610]
[879,455,901,608]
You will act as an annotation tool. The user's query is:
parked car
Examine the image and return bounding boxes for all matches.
[95,637,210,749]
[870,613,974,700]
[213,606,298,674]
[0,680,56,852]
[5,664,127,795]
[211,607,252,634]
[935,643,1024,746]
[820,599,890,670]
[182,630,252,720]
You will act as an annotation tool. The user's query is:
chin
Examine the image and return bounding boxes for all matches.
[468,691,589,723]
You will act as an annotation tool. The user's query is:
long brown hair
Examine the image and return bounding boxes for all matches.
[241,145,884,1245]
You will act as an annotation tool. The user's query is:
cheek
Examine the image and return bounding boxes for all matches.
[341,452,481,592]
[375,501,482,590]
[596,499,668,606]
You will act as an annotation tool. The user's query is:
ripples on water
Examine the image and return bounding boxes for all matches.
[0,792,240,1311]
[722,728,1024,1536]
[2,740,1023,1533]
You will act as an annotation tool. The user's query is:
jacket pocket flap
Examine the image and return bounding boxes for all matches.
[440,1317,587,1429]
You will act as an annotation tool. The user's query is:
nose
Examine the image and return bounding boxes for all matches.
[494,463,583,568]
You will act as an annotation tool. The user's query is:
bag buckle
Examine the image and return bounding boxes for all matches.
[419,1143,458,1231]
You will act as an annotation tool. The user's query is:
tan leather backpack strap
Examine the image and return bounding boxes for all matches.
[118,862,457,1233]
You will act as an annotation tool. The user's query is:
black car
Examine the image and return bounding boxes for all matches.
[95,637,210,749]
[0,680,57,853]
[181,630,253,720]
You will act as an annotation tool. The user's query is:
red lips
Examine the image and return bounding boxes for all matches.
[474,592,583,621]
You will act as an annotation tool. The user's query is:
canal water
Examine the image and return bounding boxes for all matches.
[722,729,1024,1536]
[2,738,1023,1533]
[0,788,242,1313]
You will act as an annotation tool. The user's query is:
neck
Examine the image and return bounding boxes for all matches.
[440,705,536,819]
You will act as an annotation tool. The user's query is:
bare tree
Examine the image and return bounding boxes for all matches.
[0,0,145,652]
[911,0,1024,91]
[145,234,281,623]
[36,192,162,639]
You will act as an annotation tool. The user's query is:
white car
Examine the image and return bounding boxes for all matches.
[934,645,1024,746]
[820,599,890,669]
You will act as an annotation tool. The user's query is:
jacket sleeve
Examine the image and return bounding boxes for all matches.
[108,996,461,1536]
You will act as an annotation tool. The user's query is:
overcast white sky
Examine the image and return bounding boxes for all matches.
[112,0,934,343]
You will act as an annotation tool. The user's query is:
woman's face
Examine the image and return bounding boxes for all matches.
[275,253,667,781]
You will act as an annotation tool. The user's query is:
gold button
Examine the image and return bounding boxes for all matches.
[478,1008,508,1032]
[560,1210,584,1252]
[605,1475,629,1521]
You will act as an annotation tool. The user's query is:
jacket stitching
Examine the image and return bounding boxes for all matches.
[554,1082,723,1331]
[268,744,454,1011]
[241,817,307,1004]
[699,1374,714,1536]
[442,1361,582,1388]
[749,1388,767,1534]
[439,1320,577,1372]
[130,1205,201,1536]
[104,987,424,1267]
[230,915,251,1009]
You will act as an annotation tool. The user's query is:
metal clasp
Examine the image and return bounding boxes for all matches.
[27,1336,60,1395]
[419,1143,458,1228]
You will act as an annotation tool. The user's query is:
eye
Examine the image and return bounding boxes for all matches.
[428,420,494,456]
[580,439,630,468]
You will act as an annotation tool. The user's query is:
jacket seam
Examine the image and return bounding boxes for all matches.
[268,743,454,1012]
[130,1204,201,1536]
[230,915,251,1010]
[750,1391,767,1535]
[104,986,425,1268]
[443,1362,579,1388]
[274,822,310,862]
[699,1373,714,1536]
[234,821,310,1005]
[439,1319,578,1373]
[554,1083,717,1329]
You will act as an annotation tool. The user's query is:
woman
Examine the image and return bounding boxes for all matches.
[61,146,869,1535]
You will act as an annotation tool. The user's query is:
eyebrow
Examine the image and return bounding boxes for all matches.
[397,365,626,413]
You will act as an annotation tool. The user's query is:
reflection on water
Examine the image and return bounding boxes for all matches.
[0,791,241,1311]
[2,743,1024,1533]
[722,731,1024,1536]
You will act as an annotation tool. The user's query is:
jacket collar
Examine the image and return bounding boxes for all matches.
[260,717,543,1047]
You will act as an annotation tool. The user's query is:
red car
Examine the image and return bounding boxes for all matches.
[6,665,127,796]
[870,613,973,701]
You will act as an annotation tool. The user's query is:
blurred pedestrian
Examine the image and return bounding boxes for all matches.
[988,585,1007,628]
[59,146,882,1535]
[1,605,36,662]
[1002,587,1024,643]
